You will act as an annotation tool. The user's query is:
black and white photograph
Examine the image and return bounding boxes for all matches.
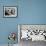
[18,24,46,46]
[18,25,46,41]
[3,6,17,17]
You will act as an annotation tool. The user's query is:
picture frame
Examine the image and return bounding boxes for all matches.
[18,24,46,42]
[3,6,17,18]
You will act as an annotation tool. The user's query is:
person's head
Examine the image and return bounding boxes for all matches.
[5,8,12,15]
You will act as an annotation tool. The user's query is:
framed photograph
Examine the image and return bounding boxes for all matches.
[3,6,17,17]
[18,24,46,42]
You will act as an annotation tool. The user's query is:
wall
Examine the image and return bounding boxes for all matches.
[18,0,46,24]
[0,0,18,44]
[0,0,46,45]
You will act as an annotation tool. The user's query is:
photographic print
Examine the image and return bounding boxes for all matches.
[3,6,17,17]
[18,24,46,41]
